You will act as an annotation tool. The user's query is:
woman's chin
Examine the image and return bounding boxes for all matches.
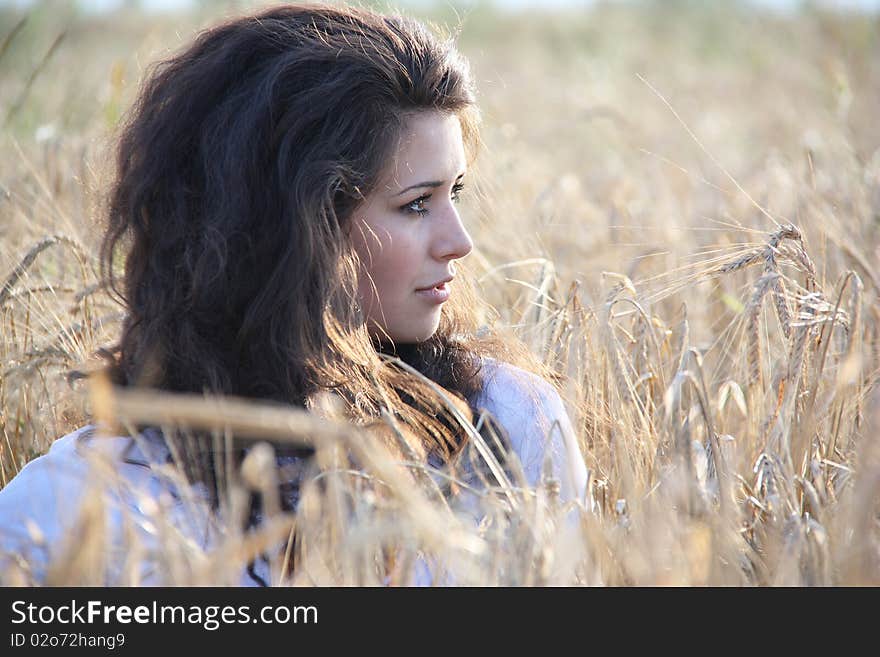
[378,320,440,344]
[394,328,438,344]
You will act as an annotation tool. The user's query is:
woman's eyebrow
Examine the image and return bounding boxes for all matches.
[392,172,466,197]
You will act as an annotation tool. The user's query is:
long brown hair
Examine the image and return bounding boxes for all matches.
[98,3,546,511]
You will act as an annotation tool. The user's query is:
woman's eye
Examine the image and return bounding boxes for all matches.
[404,195,430,217]
[402,182,465,217]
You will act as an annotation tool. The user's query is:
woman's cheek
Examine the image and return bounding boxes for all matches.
[383,226,424,279]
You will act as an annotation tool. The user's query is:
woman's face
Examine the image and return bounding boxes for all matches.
[349,111,473,344]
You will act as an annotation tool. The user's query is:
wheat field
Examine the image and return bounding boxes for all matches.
[1,0,878,585]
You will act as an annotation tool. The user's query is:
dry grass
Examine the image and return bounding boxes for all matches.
[0,0,878,585]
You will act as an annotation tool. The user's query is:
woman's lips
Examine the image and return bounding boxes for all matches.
[415,281,450,304]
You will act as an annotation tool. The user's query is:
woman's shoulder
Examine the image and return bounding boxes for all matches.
[0,425,169,501]
[474,356,572,438]
[476,356,561,410]
[473,356,587,503]
[0,426,123,511]
[0,425,212,584]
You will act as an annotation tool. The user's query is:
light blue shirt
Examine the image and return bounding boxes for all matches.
[0,357,587,585]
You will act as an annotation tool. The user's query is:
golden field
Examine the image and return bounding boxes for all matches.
[1,0,878,585]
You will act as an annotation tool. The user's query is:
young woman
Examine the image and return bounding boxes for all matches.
[0,3,587,586]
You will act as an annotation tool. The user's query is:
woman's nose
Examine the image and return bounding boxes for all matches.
[433,204,473,261]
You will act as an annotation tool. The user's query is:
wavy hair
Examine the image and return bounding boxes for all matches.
[98,4,546,522]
